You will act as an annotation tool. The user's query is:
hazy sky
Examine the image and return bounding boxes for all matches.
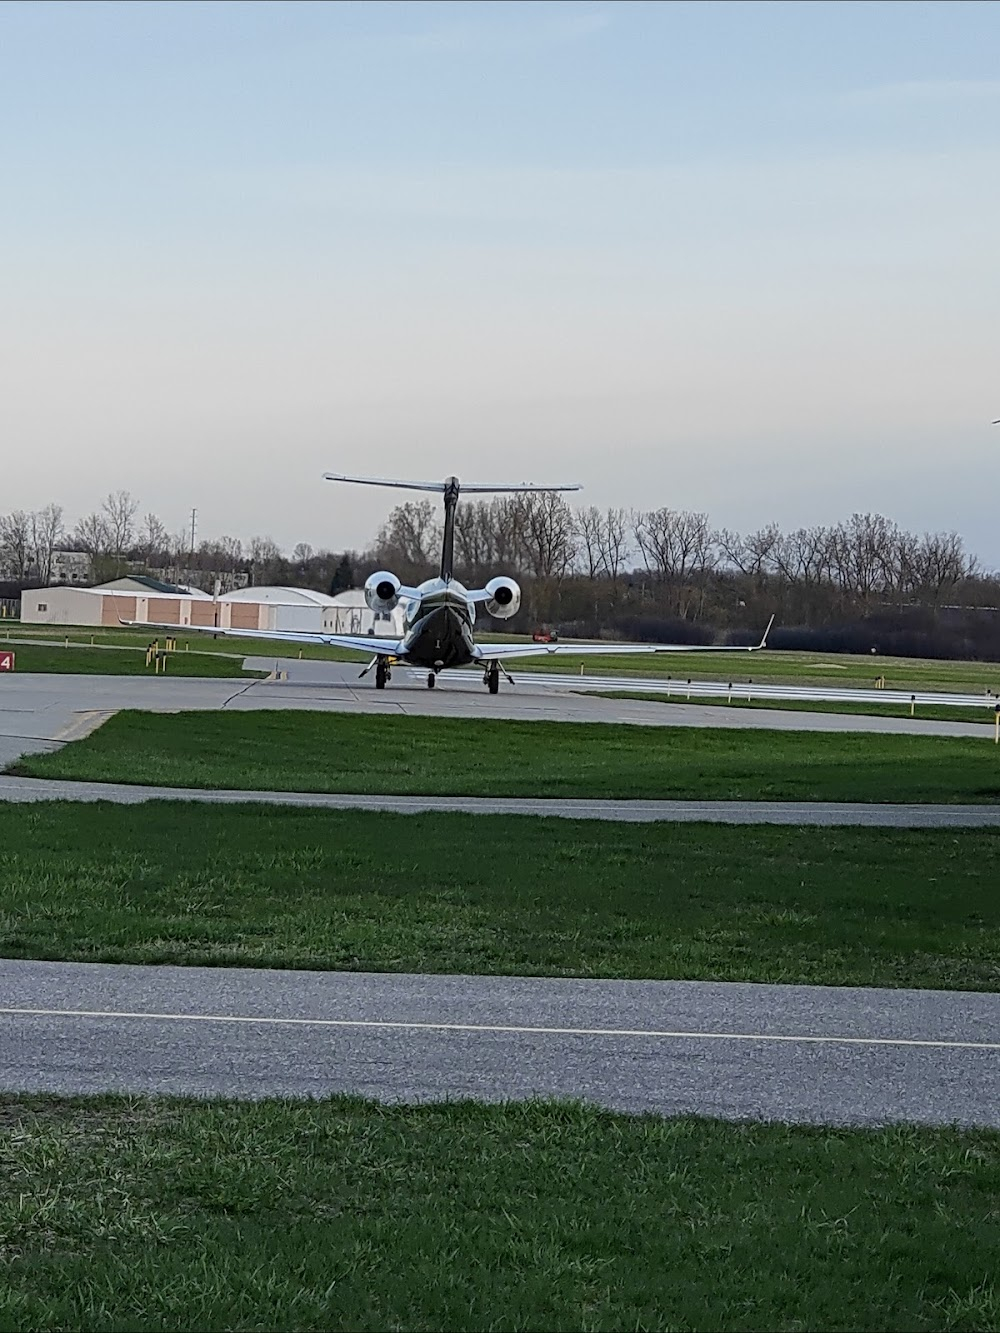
[2,0,999,561]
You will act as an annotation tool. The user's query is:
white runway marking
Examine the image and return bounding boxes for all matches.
[2,1006,998,1051]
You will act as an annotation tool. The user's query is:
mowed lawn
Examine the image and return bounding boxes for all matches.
[5,625,358,661]
[591,690,996,726]
[12,709,1000,803]
[519,644,1000,693]
[2,643,262,677]
[2,804,998,989]
[9,627,1000,690]
[3,1096,998,1333]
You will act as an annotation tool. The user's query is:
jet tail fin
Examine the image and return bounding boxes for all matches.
[324,474,583,581]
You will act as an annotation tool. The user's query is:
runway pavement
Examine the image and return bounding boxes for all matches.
[2,959,997,1126]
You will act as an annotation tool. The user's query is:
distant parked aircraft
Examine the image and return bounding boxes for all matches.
[127,474,773,693]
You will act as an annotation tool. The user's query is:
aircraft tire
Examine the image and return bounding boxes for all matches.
[488,664,500,695]
[427,673,435,689]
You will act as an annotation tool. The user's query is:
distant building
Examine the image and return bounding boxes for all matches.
[49,550,92,585]
[22,577,210,629]
[219,586,403,635]
[20,580,403,636]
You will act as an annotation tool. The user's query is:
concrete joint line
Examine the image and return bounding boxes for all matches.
[3,1006,998,1052]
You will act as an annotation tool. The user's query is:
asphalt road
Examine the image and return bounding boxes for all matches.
[2,959,997,1126]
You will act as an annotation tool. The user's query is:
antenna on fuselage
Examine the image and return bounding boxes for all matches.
[323,473,582,581]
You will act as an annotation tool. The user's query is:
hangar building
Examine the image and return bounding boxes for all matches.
[21,579,403,636]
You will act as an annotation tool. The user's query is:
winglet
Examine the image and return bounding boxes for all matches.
[757,614,775,650]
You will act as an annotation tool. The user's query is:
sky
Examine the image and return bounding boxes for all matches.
[1,0,999,561]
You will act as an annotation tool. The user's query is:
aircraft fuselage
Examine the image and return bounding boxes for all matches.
[398,578,478,670]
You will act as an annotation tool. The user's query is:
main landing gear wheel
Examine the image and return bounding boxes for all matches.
[375,659,390,690]
[426,672,436,689]
[486,662,500,695]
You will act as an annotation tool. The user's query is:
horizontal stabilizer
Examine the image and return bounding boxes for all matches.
[450,482,582,494]
[323,474,449,493]
[324,474,581,495]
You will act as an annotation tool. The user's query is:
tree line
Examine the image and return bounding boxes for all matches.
[373,493,987,615]
[3,488,998,657]
[0,491,354,594]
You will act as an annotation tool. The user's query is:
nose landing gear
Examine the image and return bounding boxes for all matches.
[375,658,391,690]
[485,661,500,695]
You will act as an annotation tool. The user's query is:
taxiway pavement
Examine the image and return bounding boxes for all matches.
[3,959,997,1127]
[4,666,999,821]
[0,663,994,782]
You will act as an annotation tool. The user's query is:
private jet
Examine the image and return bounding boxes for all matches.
[128,473,773,692]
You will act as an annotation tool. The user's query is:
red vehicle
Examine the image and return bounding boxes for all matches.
[531,628,559,643]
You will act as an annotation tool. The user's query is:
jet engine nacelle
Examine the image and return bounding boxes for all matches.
[365,570,402,614]
[484,576,521,620]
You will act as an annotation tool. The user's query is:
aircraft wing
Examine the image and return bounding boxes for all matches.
[119,619,403,656]
[476,617,774,660]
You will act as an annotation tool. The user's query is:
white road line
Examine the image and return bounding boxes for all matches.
[2,1006,998,1051]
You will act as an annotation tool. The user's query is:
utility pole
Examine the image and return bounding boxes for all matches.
[189,508,197,557]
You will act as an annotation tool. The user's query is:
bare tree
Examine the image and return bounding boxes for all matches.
[247,536,282,585]
[633,508,716,618]
[718,523,780,580]
[0,510,33,579]
[218,535,244,574]
[374,501,441,578]
[633,509,713,579]
[140,512,170,565]
[911,531,976,606]
[597,508,631,585]
[772,526,833,588]
[30,504,63,582]
[516,491,577,580]
[455,500,501,584]
[573,506,606,579]
[73,511,111,558]
[828,513,899,601]
[101,490,139,558]
[292,542,314,564]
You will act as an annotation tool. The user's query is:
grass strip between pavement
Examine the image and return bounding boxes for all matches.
[2,1095,998,1332]
[588,689,997,726]
[7,629,1000,689]
[2,643,263,676]
[2,804,998,989]
[11,708,1000,803]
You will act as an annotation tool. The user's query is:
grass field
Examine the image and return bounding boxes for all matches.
[2,804,998,988]
[1,642,263,676]
[7,625,1000,692]
[3,1094,998,1332]
[13,709,1000,804]
[590,690,997,726]
[523,645,1000,693]
[3,625,357,662]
